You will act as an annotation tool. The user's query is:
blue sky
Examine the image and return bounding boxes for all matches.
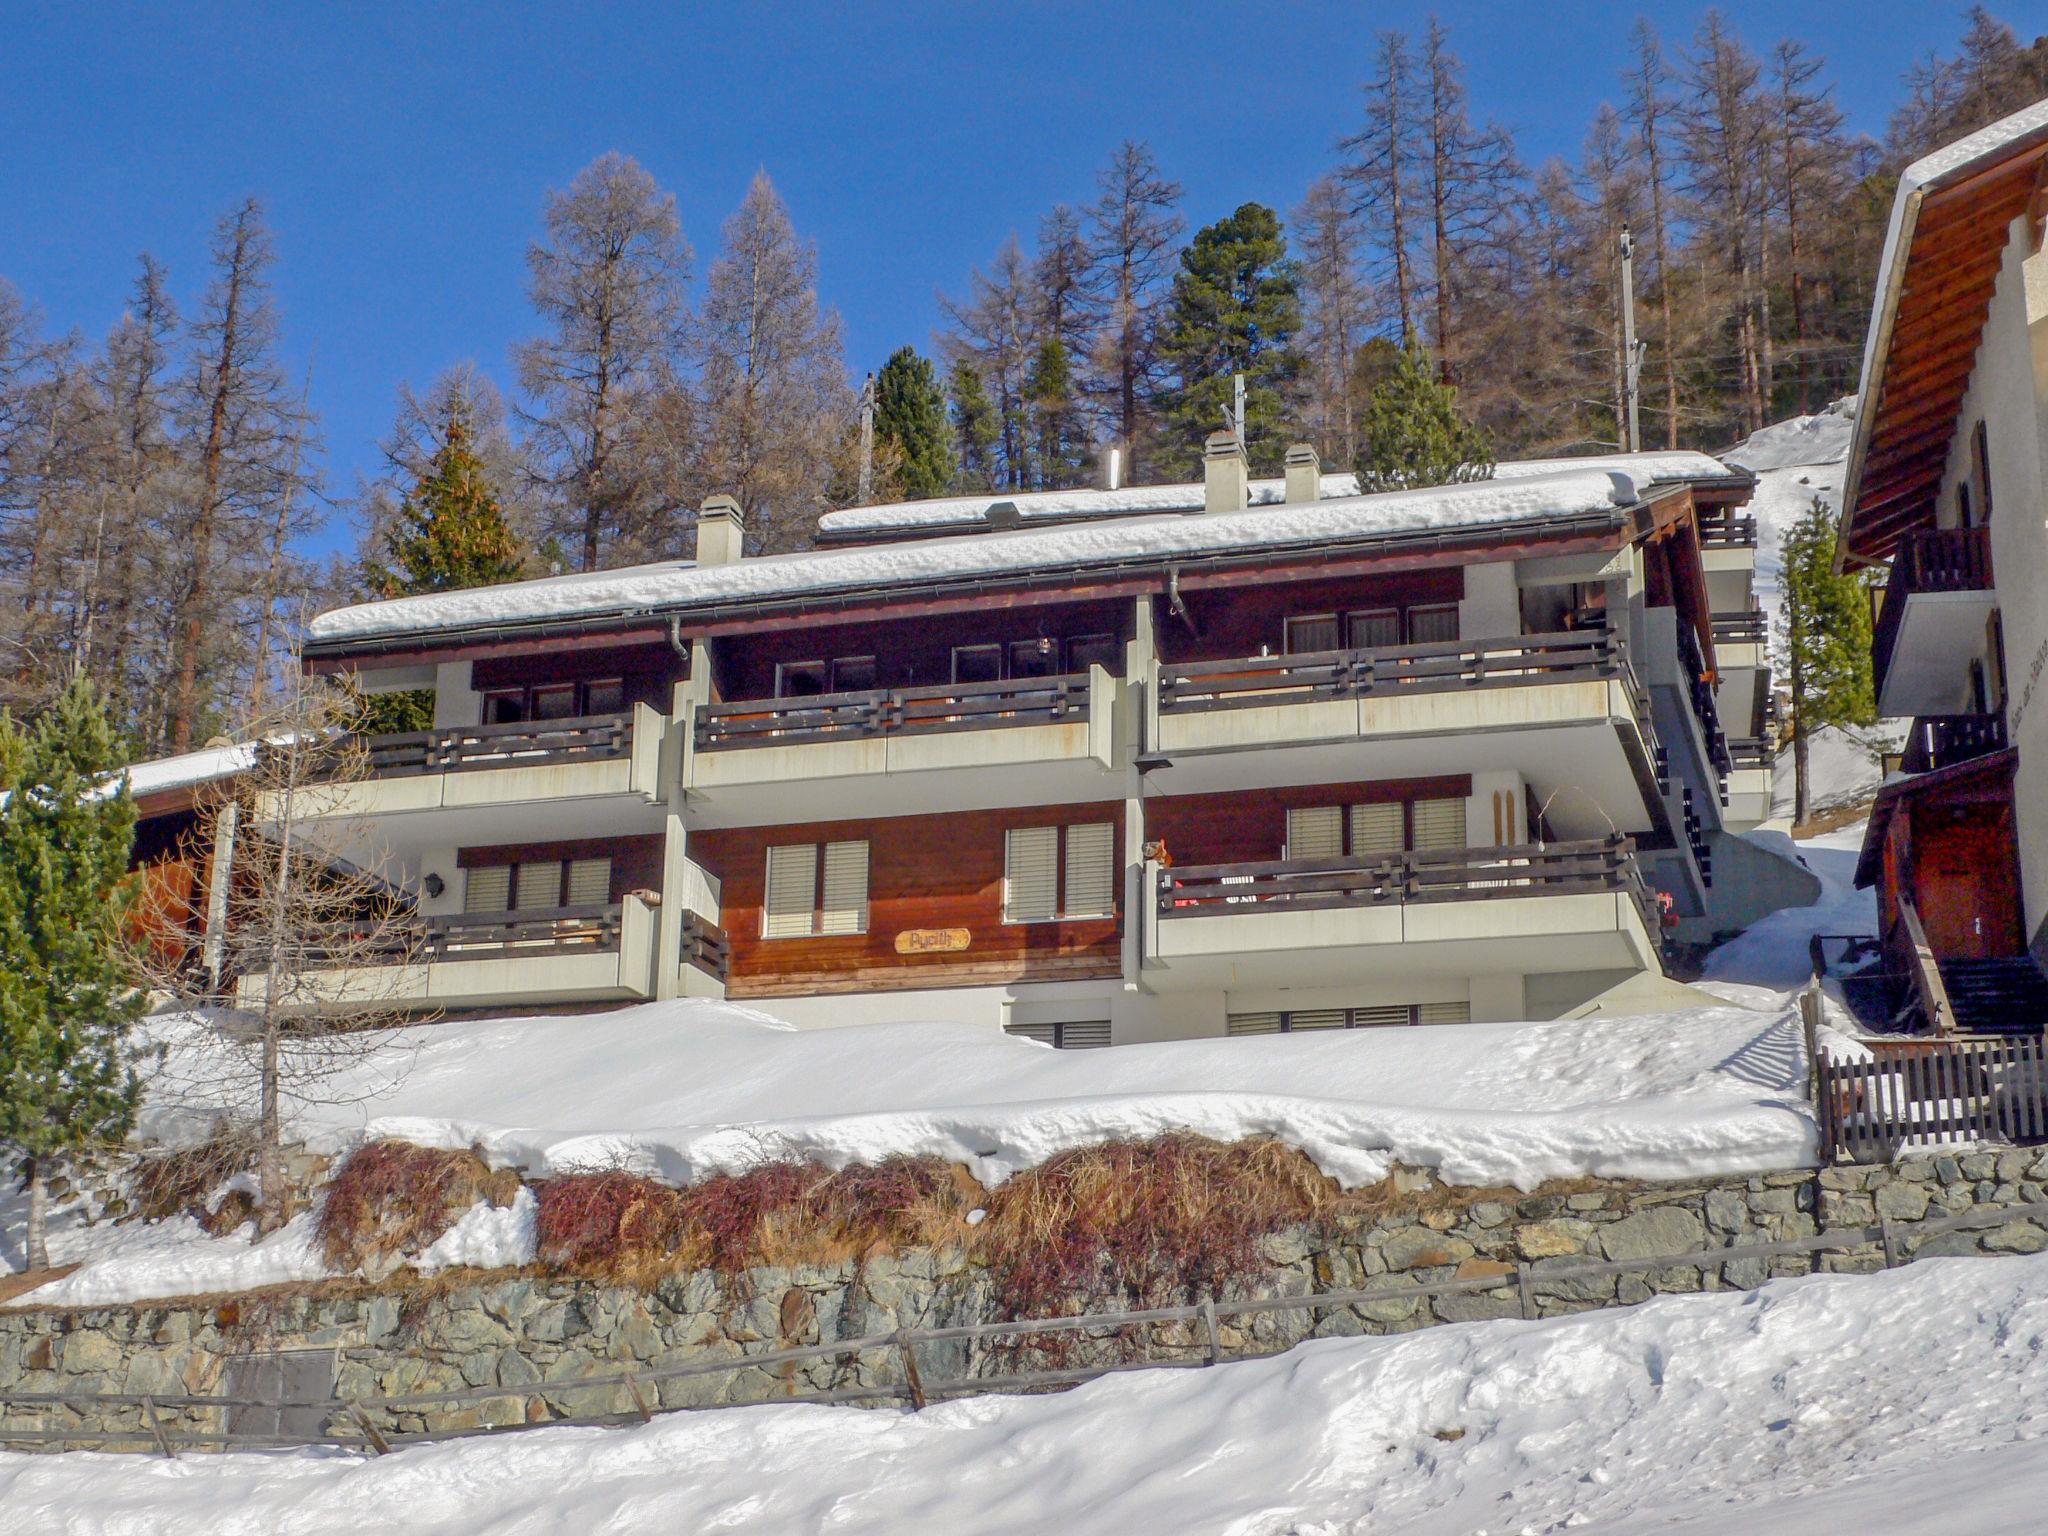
[0,2,1984,556]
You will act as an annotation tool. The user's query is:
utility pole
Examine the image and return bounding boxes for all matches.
[857,371,876,504]
[1619,228,1644,453]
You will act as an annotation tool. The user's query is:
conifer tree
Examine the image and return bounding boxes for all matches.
[1356,336,1493,491]
[947,361,1001,493]
[0,677,144,1271]
[1155,203,1303,475]
[1780,496,1876,825]
[1025,338,1090,489]
[873,347,955,500]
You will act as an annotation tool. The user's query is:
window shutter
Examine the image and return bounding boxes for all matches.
[1406,604,1460,645]
[512,861,560,910]
[1062,822,1116,919]
[1004,826,1059,923]
[1348,802,1405,857]
[463,865,511,913]
[1285,615,1340,654]
[1410,797,1467,851]
[1286,806,1344,860]
[1347,609,1400,649]
[1417,1001,1472,1026]
[1287,1009,1349,1032]
[565,858,611,907]
[1004,1021,1058,1045]
[1348,1005,1410,1029]
[818,840,869,935]
[763,844,819,938]
[1226,1012,1283,1037]
[1056,1020,1112,1049]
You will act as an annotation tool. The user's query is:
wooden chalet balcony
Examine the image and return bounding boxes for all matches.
[1900,713,2008,775]
[1710,607,1768,651]
[1873,527,1995,715]
[685,666,1117,826]
[234,896,663,1011]
[283,704,666,821]
[1142,836,1660,992]
[1148,630,1669,841]
[1697,511,1758,550]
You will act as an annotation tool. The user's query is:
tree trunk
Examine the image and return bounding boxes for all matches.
[24,1156,49,1273]
[1789,614,1811,827]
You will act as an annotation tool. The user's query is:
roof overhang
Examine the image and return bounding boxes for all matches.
[1839,105,2048,567]
[1854,746,2018,888]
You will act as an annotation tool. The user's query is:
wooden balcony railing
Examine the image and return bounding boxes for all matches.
[681,909,730,981]
[1673,620,1732,773]
[1900,712,2008,775]
[1698,511,1758,549]
[1727,737,1773,771]
[695,674,1091,751]
[1157,835,1654,933]
[363,714,634,777]
[1158,629,1644,713]
[1872,526,1994,689]
[1710,608,1768,647]
[308,903,625,967]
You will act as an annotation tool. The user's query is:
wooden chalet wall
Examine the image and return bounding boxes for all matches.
[709,598,1133,700]
[1155,570,1464,663]
[1143,777,1474,865]
[689,803,1124,997]
[128,806,206,967]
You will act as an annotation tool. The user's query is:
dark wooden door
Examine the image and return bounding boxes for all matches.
[1915,807,2024,958]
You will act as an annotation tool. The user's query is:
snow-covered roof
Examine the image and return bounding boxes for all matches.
[1491,449,1737,484]
[814,472,1365,534]
[308,467,1641,649]
[126,742,257,802]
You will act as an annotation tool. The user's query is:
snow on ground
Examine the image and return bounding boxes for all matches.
[1722,396,1855,625]
[14,1212,331,1309]
[1704,821,1874,993]
[1772,721,1904,818]
[8,1248,2048,1535]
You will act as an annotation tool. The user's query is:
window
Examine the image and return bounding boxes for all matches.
[1407,604,1460,645]
[1285,806,1343,861]
[1004,822,1116,922]
[1346,609,1401,649]
[831,656,878,692]
[1067,634,1119,673]
[1009,638,1060,679]
[464,856,612,913]
[531,684,578,721]
[565,857,611,907]
[776,661,828,698]
[584,679,625,715]
[464,865,511,913]
[1973,420,1994,522]
[951,644,1003,684]
[1350,801,1406,857]
[1284,614,1341,655]
[1005,1019,1112,1049]
[1227,1002,1470,1035]
[762,840,870,938]
[479,679,624,724]
[1287,798,1461,859]
[1410,797,1467,851]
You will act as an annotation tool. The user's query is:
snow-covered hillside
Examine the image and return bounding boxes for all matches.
[7,1248,2047,1535]
[1722,397,1856,623]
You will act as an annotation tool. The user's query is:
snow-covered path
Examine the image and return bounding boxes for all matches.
[6,1250,2047,1535]
[1703,821,1875,992]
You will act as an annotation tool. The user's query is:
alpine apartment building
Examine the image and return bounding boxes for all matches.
[270,424,1777,1045]
[1841,100,2048,1033]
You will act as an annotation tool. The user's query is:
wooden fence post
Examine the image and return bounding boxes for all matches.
[895,1330,926,1411]
[139,1395,175,1460]
[1200,1299,1221,1365]
[349,1402,390,1456]
[621,1368,653,1424]
[1516,1262,1536,1321]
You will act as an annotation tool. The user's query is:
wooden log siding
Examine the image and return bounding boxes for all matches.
[1816,1035,2048,1163]
[695,674,1091,752]
[361,713,633,777]
[1158,836,1655,934]
[1156,629,1644,714]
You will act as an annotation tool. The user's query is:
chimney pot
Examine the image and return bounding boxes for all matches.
[696,494,745,565]
[1283,443,1322,506]
[1202,430,1249,515]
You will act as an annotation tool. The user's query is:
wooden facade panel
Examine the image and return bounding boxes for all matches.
[1143,776,1473,866]
[1157,570,1464,664]
[689,803,1125,995]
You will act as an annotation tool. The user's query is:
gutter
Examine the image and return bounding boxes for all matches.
[303,507,1634,665]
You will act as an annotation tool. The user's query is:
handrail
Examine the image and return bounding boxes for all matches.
[362,713,634,777]
[1900,713,2007,774]
[305,903,625,966]
[1697,511,1757,548]
[695,672,1091,751]
[1893,888,1956,1035]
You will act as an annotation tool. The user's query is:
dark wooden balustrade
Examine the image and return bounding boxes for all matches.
[1697,511,1758,549]
[1872,526,1994,690]
[363,714,634,777]
[681,909,730,980]
[307,903,625,967]
[1710,608,1767,647]
[1157,835,1654,933]
[695,673,1091,751]
[1900,713,2008,775]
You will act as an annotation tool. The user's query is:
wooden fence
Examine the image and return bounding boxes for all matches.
[1814,1033,2048,1162]
[9,1195,2045,1458]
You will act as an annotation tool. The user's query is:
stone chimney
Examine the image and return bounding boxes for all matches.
[695,494,745,566]
[1284,442,1322,506]
[1203,430,1249,515]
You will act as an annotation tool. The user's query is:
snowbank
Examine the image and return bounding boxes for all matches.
[135,996,1816,1196]
[18,1212,330,1308]
[1704,821,1874,993]
[1723,396,1855,619]
[7,1247,2048,1534]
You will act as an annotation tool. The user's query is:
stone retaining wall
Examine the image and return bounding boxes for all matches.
[7,1153,2048,1443]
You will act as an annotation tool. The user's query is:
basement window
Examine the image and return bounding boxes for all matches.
[1227,1002,1470,1035]
[1004,1019,1112,1049]
[221,1349,335,1442]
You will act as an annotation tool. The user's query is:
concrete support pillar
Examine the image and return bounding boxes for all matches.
[432,660,480,728]
[1458,561,1520,641]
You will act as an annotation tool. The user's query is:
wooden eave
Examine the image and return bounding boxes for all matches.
[1842,131,2048,565]
[1853,746,2018,888]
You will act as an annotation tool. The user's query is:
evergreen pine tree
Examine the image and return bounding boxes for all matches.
[1780,496,1877,824]
[0,677,144,1271]
[1356,336,1493,491]
[874,347,955,500]
[360,417,530,732]
[947,361,1001,493]
[1155,203,1303,475]
[1025,338,1090,489]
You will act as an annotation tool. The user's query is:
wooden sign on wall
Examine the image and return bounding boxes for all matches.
[895,927,972,955]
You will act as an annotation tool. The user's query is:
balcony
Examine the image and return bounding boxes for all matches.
[1149,630,1667,842]
[235,895,662,1012]
[686,666,1117,826]
[1142,836,1659,992]
[1697,511,1758,550]
[1899,713,2008,775]
[284,706,666,822]
[1873,528,1995,715]
[1723,737,1775,831]
[1710,606,1767,659]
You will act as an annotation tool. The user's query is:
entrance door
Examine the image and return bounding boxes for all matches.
[1915,806,2024,958]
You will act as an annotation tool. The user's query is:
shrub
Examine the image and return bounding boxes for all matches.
[533,1170,687,1280]
[130,1127,260,1229]
[315,1139,519,1270]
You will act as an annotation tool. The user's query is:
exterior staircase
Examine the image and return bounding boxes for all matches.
[1935,957,2048,1035]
